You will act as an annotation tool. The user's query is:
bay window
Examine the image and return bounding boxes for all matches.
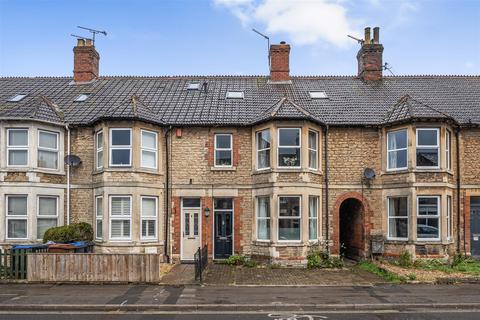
[141,130,157,169]
[38,130,59,169]
[308,130,318,170]
[309,196,318,240]
[96,131,103,170]
[387,129,408,170]
[110,196,132,240]
[141,196,157,240]
[110,128,132,166]
[214,134,232,167]
[278,128,301,168]
[7,129,28,166]
[387,197,408,240]
[446,130,451,170]
[416,128,439,168]
[256,129,271,170]
[37,196,58,239]
[95,196,103,240]
[278,196,301,241]
[417,196,440,240]
[256,197,270,240]
[6,195,28,239]
[447,196,452,240]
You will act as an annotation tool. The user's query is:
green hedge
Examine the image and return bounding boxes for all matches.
[43,222,93,243]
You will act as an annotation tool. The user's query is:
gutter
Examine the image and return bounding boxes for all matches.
[65,123,71,225]
[164,126,173,263]
[455,127,462,253]
[324,125,330,253]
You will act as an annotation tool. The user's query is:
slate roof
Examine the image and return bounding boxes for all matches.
[0,75,479,127]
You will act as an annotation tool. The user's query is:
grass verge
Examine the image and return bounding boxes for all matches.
[356,260,406,283]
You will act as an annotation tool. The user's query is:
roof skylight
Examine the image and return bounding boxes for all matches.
[226,91,244,99]
[8,94,27,102]
[187,83,200,90]
[74,94,89,102]
[309,91,328,99]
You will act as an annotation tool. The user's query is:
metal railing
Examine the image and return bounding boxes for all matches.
[194,245,208,282]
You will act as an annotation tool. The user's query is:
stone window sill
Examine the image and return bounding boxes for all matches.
[93,168,162,175]
[382,169,454,176]
[0,168,66,176]
[210,166,237,172]
[252,240,308,247]
[251,169,323,176]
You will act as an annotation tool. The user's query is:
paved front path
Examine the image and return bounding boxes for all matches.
[202,264,384,286]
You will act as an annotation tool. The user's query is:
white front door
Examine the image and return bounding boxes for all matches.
[181,207,201,261]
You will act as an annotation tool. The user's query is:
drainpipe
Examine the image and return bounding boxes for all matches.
[164,126,173,263]
[455,127,462,254]
[324,125,330,253]
[65,123,71,225]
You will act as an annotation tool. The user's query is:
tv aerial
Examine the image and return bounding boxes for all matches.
[252,28,270,69]
[70,26,107,45]
[347,34,364,46]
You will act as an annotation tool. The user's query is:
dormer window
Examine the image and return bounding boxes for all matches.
[74,94,89,102]
[226,91,244,99]
[8,94,27,102]
[187,83,200,90]
[309,91,328,99]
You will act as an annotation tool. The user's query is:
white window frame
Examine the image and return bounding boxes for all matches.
[141,196,158,241]
[277,196,302,242]
[387,197,409,241]
[416,196,441,241]
[308,130,318,170]
[6,195,28,240]
[109,128,132,167]
[308,196,319,241]
[277,128,301,169]
[256,196,270,241]
[37,130,59,170]
[36,196,58,240]
[109,195,132,241]
[6,128,29,167]
[95,196,103,240]
[140,130,158,169]
[416,128,440,169]
[256,129,271,170]
[96,131,103,170]
[214,133,233,167]
[446,130,451,171]
[387,129,408,171]
[447,195,452,241]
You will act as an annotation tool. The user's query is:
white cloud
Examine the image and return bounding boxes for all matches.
[214,0,358,48]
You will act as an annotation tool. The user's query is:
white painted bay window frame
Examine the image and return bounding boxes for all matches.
[96,131,103,170]
[109,128,132,167]
[256,129,271,170]
[6,195,28,240]
[140,130,158,169]
[446,130,451,171]
[36,196,58,240]
[447,195,452,240]
[277,196,302,242]
[416,196,441,241]
[141,196,158,241]
[256,196,270,241]
[416,128,440,169]
[109,195,132,241]
[387,197,409,241]
[37,130,59,170]
[95,196,103,240]
[308,196,319,241]
[387,129,408,171]
[7,128,29,167]
[308,130,318,170]
[277,128,301,169]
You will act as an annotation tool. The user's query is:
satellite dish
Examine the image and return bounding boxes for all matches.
[64,155,82,167]
[363,168,376,180]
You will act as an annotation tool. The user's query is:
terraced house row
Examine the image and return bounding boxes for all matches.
[0,27,479,264]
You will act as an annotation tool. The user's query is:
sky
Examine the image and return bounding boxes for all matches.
[0,0,479,77]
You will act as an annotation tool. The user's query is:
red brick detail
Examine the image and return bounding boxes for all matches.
[465,193,471,255]
[73,42,99,83]
[331,191,372,255]
[201,196,214,258]
[171,197,181,255]
[356,44,383,82]
[234,197,243,253]
[269,42,290,82]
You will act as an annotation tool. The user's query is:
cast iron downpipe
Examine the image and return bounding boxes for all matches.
[164,126,173,263]
[324,125,330,253]
[455,127,462,253]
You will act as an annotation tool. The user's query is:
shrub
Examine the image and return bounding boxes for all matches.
[407,273,417,281]
[43,222,93,243]
[307,250,344,269]
[224,255,247,266]
[397,251,413,268]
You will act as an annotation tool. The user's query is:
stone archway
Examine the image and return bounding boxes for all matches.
[332,192,371,259]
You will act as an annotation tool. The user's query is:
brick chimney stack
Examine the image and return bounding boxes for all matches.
[73,38,99,83]
[357,27,384,81]
[269,41,290,82]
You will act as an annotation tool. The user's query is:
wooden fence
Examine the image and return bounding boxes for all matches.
[27,253,163,283]
[0,249,34,280]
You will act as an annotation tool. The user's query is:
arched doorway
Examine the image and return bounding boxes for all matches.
[339,198,364,259]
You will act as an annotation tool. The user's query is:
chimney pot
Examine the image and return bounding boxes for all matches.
[280,41,286,44]
[269,42,291,82]
[77,38,85,46]
[364,27,371,44]
[85,39,93,46]
[373,27,380,44]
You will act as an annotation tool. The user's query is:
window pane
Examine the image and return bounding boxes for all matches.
[111,130,131,145]
[418,197,438,215]
[389,218,408,238]
[257,219,270,240]
[418,129,437,146]
[97,150,103,168]
[279,128,300,146]
[141,150,156,168]
[111,197,131,216]
[96,198,103,217]
[388,130,407,150]
[9,150,28,166]
[39,131,57,149]
[389,197,408,217]
[194,213,198,236]
[309,150,317,169]
[389,149,407,169]
[183,198,200,207]
[215,150,232,166]
[215,134,231,148]
[111,149,131,165]
[142,220,156,238]
[142,198,156,217]
[8,220,27,238]
[111,220,130,238]
[279,197,300,217]
[214,198,233,210]
[96,220,103,238]
[7,197,27,216]
[308,131,317,150]
[309,218,318,240]
[278,218,301,240]
[9,130,28,146]
[142,131,156,149]
[417,149,438,167]
[257,130,270,149]
[39,197,56,216]
[96,132,103,148]
[38,150,58,169]
[257,197,270,217]
[258,150,270,169]
[309,197,318,218]
[37,218,57,238]
[417,218,439,239]
[278,147,300,167]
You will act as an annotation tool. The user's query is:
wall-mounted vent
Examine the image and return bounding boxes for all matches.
[226,91,244,99]
[8,94,27,102]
